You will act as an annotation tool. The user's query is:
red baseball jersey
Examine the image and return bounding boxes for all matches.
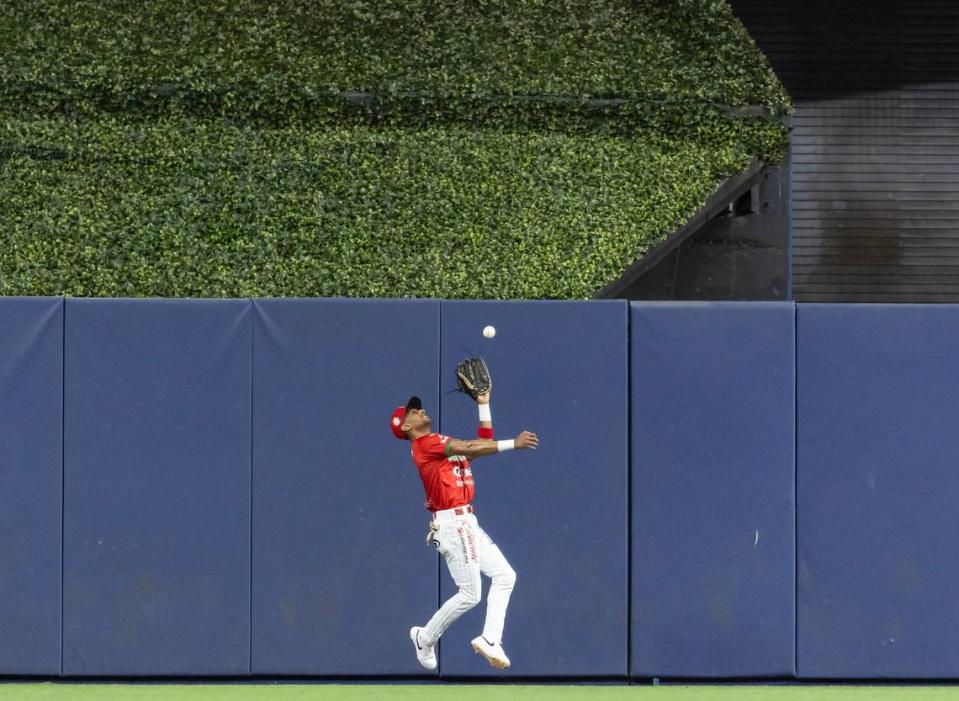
[411,433,475,512]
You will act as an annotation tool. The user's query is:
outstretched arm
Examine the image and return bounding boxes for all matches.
[477,391,493,438]
[446,430,538,460]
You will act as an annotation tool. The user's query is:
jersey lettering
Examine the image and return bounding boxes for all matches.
[411,432,475,512]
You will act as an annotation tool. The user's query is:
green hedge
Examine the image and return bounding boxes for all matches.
[1,117,780,298]
[0,0,789,117]
[0,0,790,299]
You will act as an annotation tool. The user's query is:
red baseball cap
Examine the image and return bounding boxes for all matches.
[389,396,422,440]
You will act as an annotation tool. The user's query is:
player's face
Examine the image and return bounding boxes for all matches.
[404,406,431,432]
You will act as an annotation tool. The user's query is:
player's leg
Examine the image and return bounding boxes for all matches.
[474,520,516,645]
[466,518,514,669]
[421,519,482,645]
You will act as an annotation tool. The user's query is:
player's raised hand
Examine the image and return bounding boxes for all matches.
[515,431,538,450]
[476,391,490,405]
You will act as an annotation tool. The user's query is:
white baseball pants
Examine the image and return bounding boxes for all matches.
[422,510,516,646]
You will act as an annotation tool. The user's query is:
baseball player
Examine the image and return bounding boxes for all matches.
[389,389,538,670]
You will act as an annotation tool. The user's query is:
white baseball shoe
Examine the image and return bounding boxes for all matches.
[409,626,437,670]
[470,635,510,669]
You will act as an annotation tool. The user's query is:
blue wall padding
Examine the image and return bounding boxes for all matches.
[62,299,251,676]
[251,299,441,676]
[0,298,63,674]
[631,302,796,678]
[797,305,959,679]
[437,301,629,678]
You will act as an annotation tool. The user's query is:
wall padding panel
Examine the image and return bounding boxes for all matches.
[631,302,796,678]
[0,297,63,674]
[798,304,959,678]
[252,299,440,676]
[63,299,251,675]
[437,300,629,678]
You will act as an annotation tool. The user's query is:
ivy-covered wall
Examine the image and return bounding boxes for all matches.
[0,0,789,298]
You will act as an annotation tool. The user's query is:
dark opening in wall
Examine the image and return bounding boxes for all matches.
[599,158,790,301]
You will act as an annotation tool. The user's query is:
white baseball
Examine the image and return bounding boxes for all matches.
[483,325,496,339]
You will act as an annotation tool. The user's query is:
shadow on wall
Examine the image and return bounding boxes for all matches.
[802,91,905,299]
[731,0,959,302]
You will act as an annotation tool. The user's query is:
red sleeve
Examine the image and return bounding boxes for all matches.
[420,434,452,459]
[477,425,494,440]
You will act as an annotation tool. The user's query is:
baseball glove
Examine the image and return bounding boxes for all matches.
[455,356,492,399]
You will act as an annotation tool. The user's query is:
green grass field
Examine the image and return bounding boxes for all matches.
[4,686,959,701]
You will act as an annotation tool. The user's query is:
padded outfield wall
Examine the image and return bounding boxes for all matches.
[0,298,953,680]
